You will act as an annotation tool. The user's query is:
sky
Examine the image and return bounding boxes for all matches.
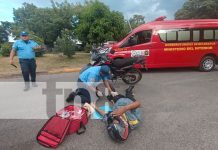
[0,0,186,22]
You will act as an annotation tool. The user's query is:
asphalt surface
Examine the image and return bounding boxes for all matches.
[0,66,218,150]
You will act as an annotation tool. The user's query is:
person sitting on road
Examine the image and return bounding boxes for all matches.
[93,95,141,142]
[66,65,118,103]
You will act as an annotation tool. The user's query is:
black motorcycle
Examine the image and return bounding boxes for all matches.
[81,47,145,85]
[81,48,145,84]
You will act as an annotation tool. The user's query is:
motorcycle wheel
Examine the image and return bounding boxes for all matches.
[122,68,142,85]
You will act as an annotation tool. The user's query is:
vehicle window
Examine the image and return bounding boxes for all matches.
[178,30,190,41]
[215,30,218,40]
[120,30,152,48]
[158,30,178,42]
[204,30,214,40]
[167,30,177,41]
[158,30,166,42]
[193,30,200,42]
[138,30,152,44]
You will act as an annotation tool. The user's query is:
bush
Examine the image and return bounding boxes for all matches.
[83,44,92,53]
[0,42,11,57]
[54,29,76,58]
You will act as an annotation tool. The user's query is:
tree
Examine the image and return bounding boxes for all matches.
[12,1,82,47]
[0,21,11,44]
[175,0,218,19]
[129,14,145,29]
[11,0,128,50]
[54,29,77,58]
[76,0,126,46]
[0,26,8,44]
[0,42,11,57]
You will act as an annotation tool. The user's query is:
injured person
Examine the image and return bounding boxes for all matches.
[92,86,141,142]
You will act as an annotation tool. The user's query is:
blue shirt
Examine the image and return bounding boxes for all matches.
[12,40,39,59]
[79,66,110,86]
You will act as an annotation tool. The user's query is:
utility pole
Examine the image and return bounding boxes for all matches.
[127,19,132,31]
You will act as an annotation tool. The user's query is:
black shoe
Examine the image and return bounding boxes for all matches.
[32,82,38,87]
[125,86,136,101]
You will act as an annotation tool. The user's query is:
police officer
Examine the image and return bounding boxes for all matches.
[9,31,42,91]
[66,65,119,103]
[79,65,118,97]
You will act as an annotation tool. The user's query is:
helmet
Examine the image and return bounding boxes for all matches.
[106,113,129,142]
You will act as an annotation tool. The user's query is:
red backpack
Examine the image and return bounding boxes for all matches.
[37,105,88,148]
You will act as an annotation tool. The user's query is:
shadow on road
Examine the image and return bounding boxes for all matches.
[141,66,218,74]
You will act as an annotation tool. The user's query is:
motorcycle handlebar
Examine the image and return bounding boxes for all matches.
[91,49,111,63]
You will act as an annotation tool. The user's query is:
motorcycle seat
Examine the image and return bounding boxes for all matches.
[112,58,138,68]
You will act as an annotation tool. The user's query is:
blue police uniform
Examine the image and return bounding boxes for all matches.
[12,39,39,83]
[12,40,38,59]
[74,66,111,103]
[79,66,110,86]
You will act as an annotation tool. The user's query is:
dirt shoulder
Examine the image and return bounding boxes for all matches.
[0,53,89,78]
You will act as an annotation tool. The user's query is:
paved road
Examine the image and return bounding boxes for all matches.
[0,67,218,150]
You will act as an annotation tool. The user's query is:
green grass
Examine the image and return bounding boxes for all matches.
[0,53,90,77]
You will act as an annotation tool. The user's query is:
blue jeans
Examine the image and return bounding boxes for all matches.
[19,59,36,82]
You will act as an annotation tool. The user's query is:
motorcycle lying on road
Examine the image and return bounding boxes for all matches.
[81,47,146,85]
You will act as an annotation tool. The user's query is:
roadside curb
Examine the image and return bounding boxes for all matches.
[0,68,82,79]
[48,68,82,74]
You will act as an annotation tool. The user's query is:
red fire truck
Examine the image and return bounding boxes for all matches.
[109,19,218,71]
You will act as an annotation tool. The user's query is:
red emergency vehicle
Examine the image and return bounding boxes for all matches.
[110,19,218,71]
